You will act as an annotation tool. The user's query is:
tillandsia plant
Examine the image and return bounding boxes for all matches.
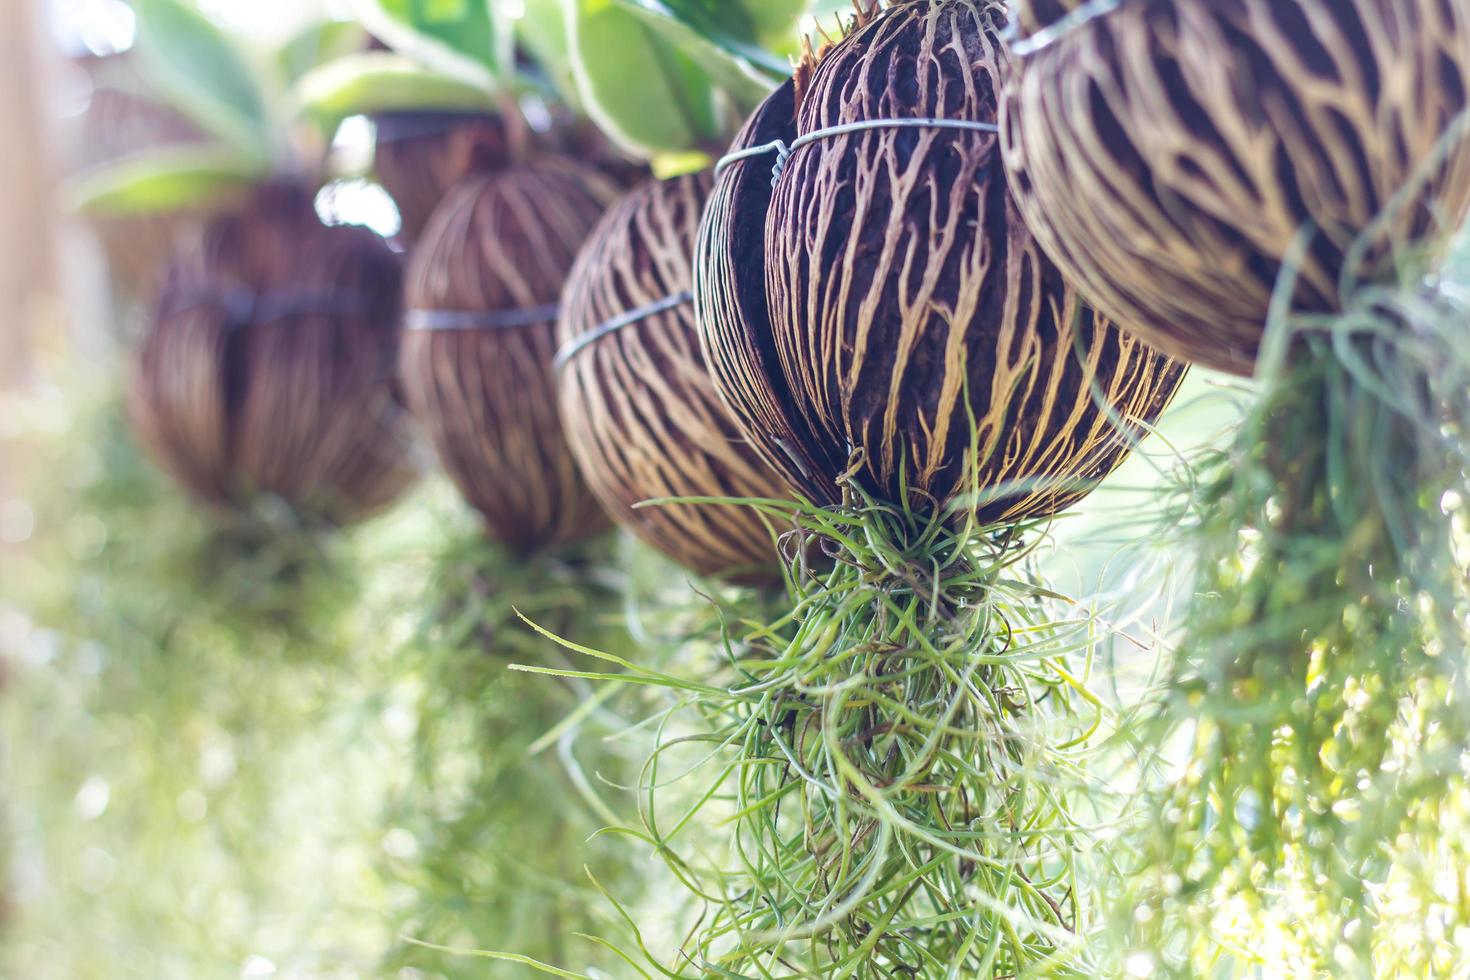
[503,1,1187,975]
[379,524,655,978]
[999,0,1470,970]
[1114,281,1470,976]
[1,388,390,976]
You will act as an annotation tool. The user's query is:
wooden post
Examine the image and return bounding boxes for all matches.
[0,0,56,391]
[0,0,56,545]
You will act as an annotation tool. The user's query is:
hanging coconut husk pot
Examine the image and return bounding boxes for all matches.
[373,110,519,245]
[700,0,1185,521]
[1001,0,1470,375]
[556,172,794,583]
[399,157,618,552]
[129,181,416,524]
[693,77,840,506]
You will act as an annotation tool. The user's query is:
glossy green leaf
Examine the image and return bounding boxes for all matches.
[353,0,510,93]
[566,0,729,157]
[740,0,809,50]
[515,0,580,107]
[292,52,494,124]
[622,0,806,61]
[131,0,273,163]
[276,20,370,89]
[611,0,784,101]
[64,148,262,216]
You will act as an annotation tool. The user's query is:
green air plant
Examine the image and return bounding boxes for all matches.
[0,382,657,980]
[378,526,656,979]
[1001,0,1470,970]
[1115,284,1470,975]
[505,1,1187,975]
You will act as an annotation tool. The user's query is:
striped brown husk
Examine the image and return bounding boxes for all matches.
[1008,0,1084,38]
[1003,0,1470,376]
[374,111,514,245]
[694,79,844,504]
[129,181,416,524]
[753,0,1184,520]
[558,174,794,582]
[400,158,617,552]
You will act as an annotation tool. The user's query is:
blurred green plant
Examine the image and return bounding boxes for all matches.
[65,1,378,224]
[377,530,659,978]
[1,381,392,977]
[1105,278,1470,975]
[0,379,670,979]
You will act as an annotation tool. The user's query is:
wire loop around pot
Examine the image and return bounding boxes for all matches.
[1001,0,1131,56]
[404,304,562,332]
[160,287,371,330]
[552,291,694,372]
[714,118,1000,186]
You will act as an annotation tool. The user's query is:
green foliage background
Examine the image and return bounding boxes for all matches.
[0,376,683,978]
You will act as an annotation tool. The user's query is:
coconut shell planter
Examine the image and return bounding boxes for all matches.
[129,181,416,524]
[1001,0,1470,375]
[400,158,618,553]
[997,0,1470,957]
[556,173,794,583]
[697,0,1186,522]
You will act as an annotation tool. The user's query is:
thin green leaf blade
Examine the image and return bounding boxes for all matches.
[353,0,509,93]
[64,147,261,216]
[292,52,492,125]
[275,20,370,89]
[567,0,723,156]
[611,0,781,101]
[620,0,804,66]
[132,0,273,163]
[516,0,580,107]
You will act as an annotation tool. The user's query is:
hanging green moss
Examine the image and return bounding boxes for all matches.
[1110,280,1470,975]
